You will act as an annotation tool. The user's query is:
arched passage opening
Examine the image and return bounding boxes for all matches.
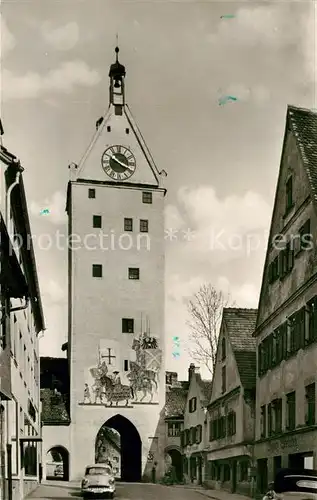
[95,415,141,482]
[167,448,183,482]
[45,446,69,481]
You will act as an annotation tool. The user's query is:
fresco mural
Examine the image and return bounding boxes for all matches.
[79,330,162,406]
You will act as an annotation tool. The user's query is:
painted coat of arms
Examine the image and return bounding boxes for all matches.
[80,330,162,406]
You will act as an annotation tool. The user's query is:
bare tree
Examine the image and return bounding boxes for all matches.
[186,284,233,376]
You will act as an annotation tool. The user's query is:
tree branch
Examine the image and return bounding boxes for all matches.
[186,284,233,376]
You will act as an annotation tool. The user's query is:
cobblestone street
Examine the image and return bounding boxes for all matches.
[27,481,214,500]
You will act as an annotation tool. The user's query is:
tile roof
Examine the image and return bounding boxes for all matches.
[40,388,70,424]
[223,308,257,389]
[164,387,188,418]
[197,377,213,404]
[288,106,317,203]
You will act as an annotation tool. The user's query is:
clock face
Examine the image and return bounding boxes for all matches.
[101,145,136,180]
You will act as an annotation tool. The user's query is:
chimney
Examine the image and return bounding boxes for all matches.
[165,371,178,386]
[188,363,195,382]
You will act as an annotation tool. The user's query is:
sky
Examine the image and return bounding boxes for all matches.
[1,0,316,381]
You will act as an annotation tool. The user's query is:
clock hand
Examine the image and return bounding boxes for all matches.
[110,154,134,171]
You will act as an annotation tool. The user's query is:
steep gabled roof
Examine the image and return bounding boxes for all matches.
[164,387,188,418]
[288,106,317,202]
[255,105,317,333]
[223,308,257,389]
[197,376,213,404]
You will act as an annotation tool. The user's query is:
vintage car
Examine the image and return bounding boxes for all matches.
[81,464,116,498]
[273,468,317,500]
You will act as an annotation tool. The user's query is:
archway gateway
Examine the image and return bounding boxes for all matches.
[167,448,183,482]
[95,415,142,482]
[45,446,69,481]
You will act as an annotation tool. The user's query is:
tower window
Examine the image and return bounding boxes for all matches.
[128,268,140,280]
[88,188,95,199]
[142,192,152,204]
[124,218,133,231]
[124,360,129,371]
[140,219,148,233]
[93,215,102,228]
[107,126,111,132]
[122,318,134,333]
[125,128,129,134]
[92,264,102,278]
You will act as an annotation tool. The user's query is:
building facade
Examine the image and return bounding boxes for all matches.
[254,106,317,494]
[42,47,167,482]
[205,308,257,497]
[181,364,212,485]
[164,371,189,482]
[0,124,45,499]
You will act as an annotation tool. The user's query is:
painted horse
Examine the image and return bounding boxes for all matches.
[102,375,133,406]
[131,339,159,389]
[126,369,155,402]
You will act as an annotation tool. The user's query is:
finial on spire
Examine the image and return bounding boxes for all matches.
[115,34,119,61]
[109,41,126,106]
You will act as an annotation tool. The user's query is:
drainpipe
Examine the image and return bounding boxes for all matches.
[6,167,23,227]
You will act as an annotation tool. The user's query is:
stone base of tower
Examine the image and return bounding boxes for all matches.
[42,404,166,483]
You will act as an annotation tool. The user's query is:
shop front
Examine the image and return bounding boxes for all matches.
[255,428,317,492]
[205,444,255,496]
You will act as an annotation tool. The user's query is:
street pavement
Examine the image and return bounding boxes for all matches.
[27,480,212,500]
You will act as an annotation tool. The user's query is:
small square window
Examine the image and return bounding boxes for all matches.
[88,188,95,199]
[93,215,102,228]
[107,126,111,132]
[92,264,102,278]
[122,318,134,333]
[140,219,148,232]
[124,218,133,231]
[125,128,129,134]
[142,192,152,204]
[128,268,140,280]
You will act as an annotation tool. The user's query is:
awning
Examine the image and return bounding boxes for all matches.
[0,214,28,298]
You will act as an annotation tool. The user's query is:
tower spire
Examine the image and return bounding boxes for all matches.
[109,42,126,112]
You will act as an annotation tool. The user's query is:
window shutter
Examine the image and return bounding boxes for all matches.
[180,431,184,447]
[196,424,202,444]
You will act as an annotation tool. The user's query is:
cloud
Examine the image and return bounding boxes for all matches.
[166,186,271,261]
[205,2,314,97]
[41,21,79,51]
[29,191,67,225]
[165,204,185,230]
[0,15,16,58]
[210,3,306,50]
[2,60,101,101]
[216,276,259,308]
[166,274,205,305]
